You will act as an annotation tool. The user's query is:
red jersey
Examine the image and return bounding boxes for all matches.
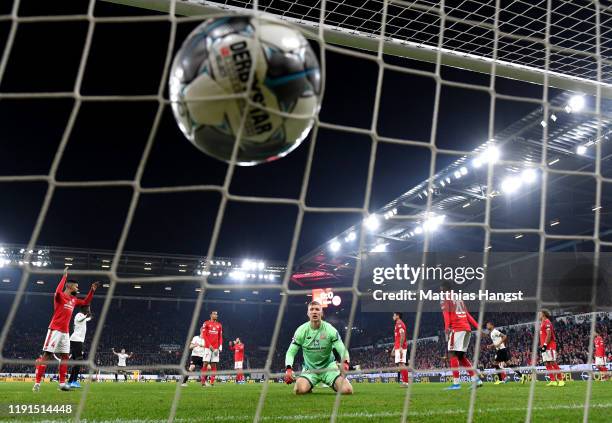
[539,318,557,350]
[594,336,605,358]
[49,276,95,333]
[441,299,478,331]
[230,342,245,362]
[201,320,223,349]
[394,319,408,349]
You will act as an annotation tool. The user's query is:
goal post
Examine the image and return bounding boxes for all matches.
[104,0,612,98]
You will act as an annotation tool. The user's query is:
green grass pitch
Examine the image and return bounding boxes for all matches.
[1,381,612,422]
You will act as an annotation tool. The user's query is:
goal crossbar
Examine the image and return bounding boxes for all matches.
[104,0,612,99]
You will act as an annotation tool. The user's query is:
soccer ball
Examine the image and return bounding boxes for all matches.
[169,15,322,166]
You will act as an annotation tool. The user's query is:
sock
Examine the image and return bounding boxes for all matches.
[210,365,217,384]
[450,356,460,383]
[459,356,475,377]
[400,369,409,383]
[553,363,562,381]
[115,373,118,382]
[545,363,555,381]
[237,371,244,382]
[598,366,608,380]
[201,367,207,384]
[182,374,189,384]
[35,359,47,384]
[500,371,506,381]
[59,362,68,385]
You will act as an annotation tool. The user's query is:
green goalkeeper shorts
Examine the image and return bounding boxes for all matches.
[298,369,342,391]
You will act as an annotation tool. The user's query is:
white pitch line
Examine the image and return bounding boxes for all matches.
[46,402,612,423]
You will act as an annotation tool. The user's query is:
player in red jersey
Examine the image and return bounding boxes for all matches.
[538,309,564,387]
[440,282,482,390]
[229,338,246,384]
[200,310,223,386]
[594,327,608,381]
[391,312,409,387]
[33,268,100,392]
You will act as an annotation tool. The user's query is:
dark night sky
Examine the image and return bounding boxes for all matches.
[0,0,559,261]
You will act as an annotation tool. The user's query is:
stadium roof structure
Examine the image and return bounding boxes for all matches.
[292,91,612,285]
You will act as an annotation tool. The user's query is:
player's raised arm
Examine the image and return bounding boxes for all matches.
[75,281,100,306]
[112,348,118,356]
[55,267,70,296]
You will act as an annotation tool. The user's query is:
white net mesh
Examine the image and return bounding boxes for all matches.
[0,0,610,421]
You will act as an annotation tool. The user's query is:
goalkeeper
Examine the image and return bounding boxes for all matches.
[284,301,353,395]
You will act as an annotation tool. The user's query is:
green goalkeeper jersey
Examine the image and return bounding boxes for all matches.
[285,320,349,370]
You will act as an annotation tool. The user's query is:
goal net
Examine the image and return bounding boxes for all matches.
[0,0,611,422]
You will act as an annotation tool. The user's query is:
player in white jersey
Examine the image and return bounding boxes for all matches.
[112,348,133,382]
[486,322,510,384]
[67,305,92,388]
[181,335,206,386]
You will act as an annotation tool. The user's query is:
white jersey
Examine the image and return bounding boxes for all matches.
[490,328,506,350]
[191,335,206,357]
[69,312,92,342]
[117,353,129,367]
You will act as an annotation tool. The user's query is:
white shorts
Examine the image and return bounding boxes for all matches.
[234,361,243,369]
[42,329,70,354]
[595,356,607,366]
[394,349,407,364]
[448,331,471,352]
[541,349,557,362]
[203,348,220,363]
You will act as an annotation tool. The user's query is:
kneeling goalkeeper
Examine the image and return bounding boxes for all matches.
[284,301,353,395]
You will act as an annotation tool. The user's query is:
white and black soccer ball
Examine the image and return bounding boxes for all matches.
[169,15,321,166]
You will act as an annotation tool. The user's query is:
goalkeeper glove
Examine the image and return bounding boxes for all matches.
[539,344,547,353]
[284,366,294,384]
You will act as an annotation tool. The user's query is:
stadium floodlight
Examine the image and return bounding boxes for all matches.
[576,145,587,155]
[345,231,356,242]
[440,180,446,187]
[501,176,522,194]
[242,259,253,270]
[520,168,537,184]
[257,261,265,270]
[460,166,468,175]
[423,214,446,232]
[364,215,380,231]
[329,240,341,253]
[472,157,483,168]
[414,226,423,235]
[568,94,586,112]
[370,243,388,252]
[453,170,461,179]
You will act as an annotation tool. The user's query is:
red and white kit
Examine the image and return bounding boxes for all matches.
[539,318,557,362]
[394,319,408,363]
[441,299,478,352]
[201,320,223,363]
[230,342,245,369]
[43,276,95,354]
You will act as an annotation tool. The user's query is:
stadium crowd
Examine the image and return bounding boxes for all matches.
[1,294,610,375]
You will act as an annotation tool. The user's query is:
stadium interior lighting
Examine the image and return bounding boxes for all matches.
[515,234,524,239]
[144,267,151,271]
[550,219,560,226]
[364,215,380,231]
[460,166,468,175]
[329,240,341,253]
[453,170,461,179]
[165,286,172,291]
[178,269,187,273]
[102,283,110,288]
[576,145,587,155]
[2,279,10,283]
[440,180,446,187]
[134,285,142,289]
[501,176,522,194]
[551,113,557,122]
[265,299,272,303]
[36,280,44,285]
[195,288,202,292]
[64,263,73,266]
[472,157,482,168]
[445,177,451,184]
[224,290,231,293]
[592,206,602,211]
[370,243,388,252]
[548,158,560,165]
[252,290,259,294]
[568,94,586,112]
[414,226,423,235]
[520,168,537,184]
[101,264,110,269]
[240,298,246,302]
